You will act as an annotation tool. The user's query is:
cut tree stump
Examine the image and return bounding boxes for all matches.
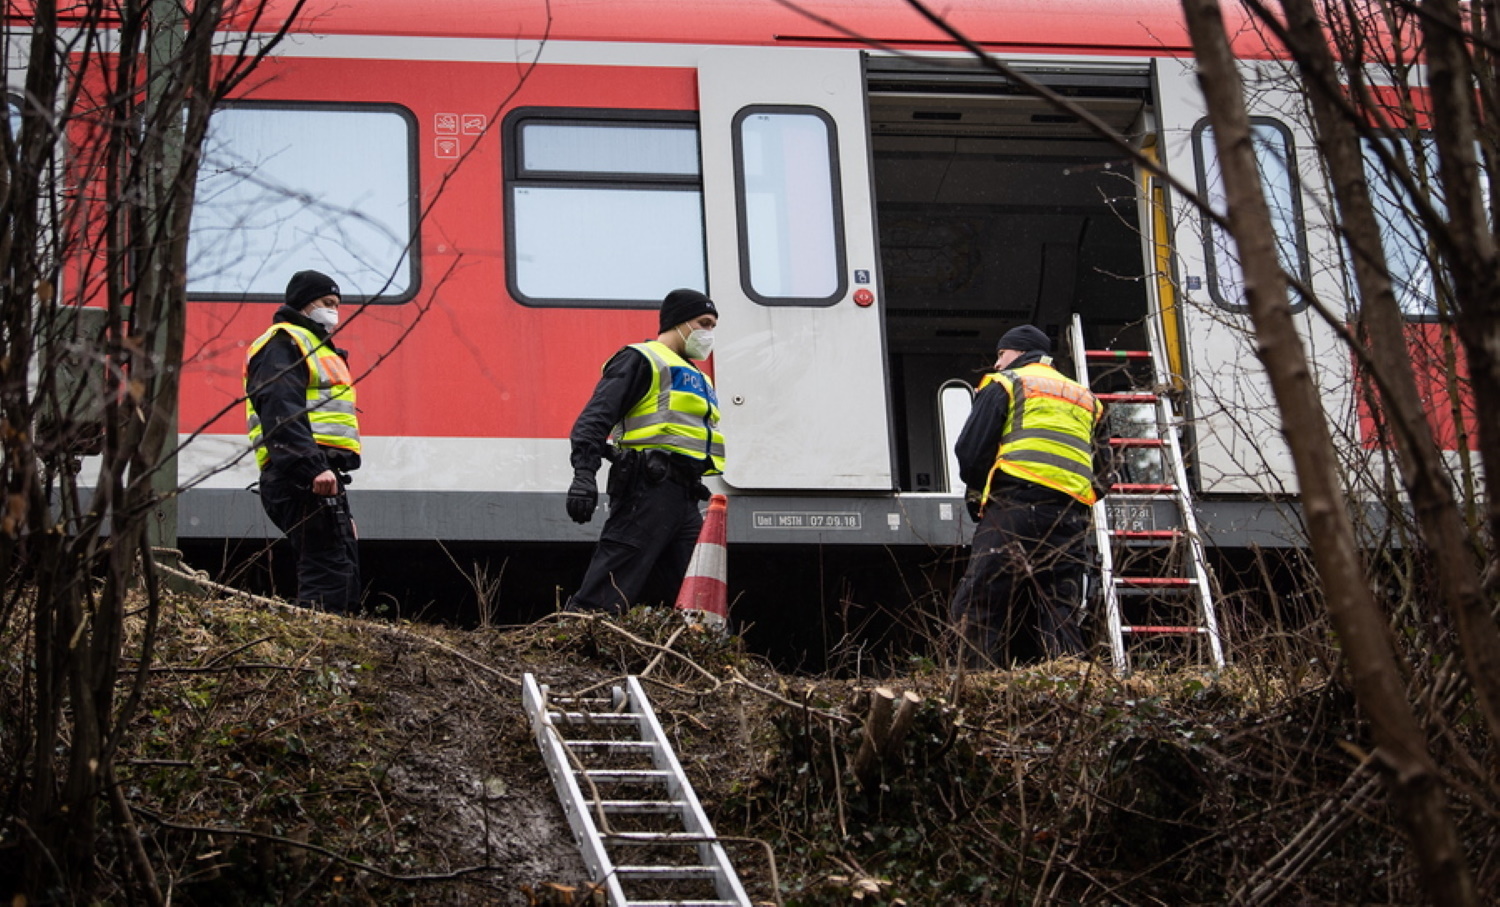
[853,687,924,791]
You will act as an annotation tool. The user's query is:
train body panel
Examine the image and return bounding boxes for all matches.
[13,0,1436,551]
[228,0,1204,56]
[1152,57,1360,497]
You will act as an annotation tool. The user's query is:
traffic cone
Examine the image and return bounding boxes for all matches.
[674,494,729,630]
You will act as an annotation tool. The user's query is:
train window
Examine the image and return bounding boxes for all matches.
[1358,135,1450,320]
[1193,118,1309,313]
[504,110,706,306]
[733,106,845,305]
[521,122,698,176]
[187,102,418,303]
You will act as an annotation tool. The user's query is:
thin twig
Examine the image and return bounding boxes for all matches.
[132,807,512,883]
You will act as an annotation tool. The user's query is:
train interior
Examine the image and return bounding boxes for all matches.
[866,63,1158,493]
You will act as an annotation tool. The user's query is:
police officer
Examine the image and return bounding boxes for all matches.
[245,270,362,613]
[948,324,1107,666]
[566,288,725,615]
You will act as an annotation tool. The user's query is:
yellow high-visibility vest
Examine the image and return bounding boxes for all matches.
[244,322,360,470]
[979,362,1101,505]
[615,340,725,474]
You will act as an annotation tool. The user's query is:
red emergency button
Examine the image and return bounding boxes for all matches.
[853,288,875,307]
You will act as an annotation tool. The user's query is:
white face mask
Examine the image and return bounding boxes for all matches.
[681,327,714,360]
[308,306,339,329]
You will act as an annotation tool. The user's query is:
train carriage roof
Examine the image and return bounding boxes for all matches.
[216,0,1234,57]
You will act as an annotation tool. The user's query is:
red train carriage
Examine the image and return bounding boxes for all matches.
[18,0,1457,639]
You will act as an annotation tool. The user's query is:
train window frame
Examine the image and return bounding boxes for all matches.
[1356,132,1475,322]
[732,104,847,307]
[1192,116,1310,314]
[186,100,420,305]
[502,108,707,309]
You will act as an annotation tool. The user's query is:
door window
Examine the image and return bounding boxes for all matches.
[733,106,845,305]
[1193,117,1309,312]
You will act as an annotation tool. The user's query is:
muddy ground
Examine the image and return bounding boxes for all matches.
[3,584,1495,905]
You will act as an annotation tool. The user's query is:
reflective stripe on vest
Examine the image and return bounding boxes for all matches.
[245,322,361,471]
[981,363,1101,506]
[615,340,726,474]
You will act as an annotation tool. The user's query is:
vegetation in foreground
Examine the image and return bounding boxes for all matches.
[4,577,1495,906]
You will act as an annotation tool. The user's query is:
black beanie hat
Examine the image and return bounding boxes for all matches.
[996,324,1051,354]
[659,288,717,333]
[285,270,341,311]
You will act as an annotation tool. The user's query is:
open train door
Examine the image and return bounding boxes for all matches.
[1152,57,1354,496]
[698,47,894,491]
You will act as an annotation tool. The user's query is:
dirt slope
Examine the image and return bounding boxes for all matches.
[6,586,1489,905]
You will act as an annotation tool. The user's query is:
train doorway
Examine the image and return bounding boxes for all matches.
[866,58,1158,493]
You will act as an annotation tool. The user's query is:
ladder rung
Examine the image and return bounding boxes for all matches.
[1109,530,1181,540]
[1116,577,1196,586]
[1123,625,1208,635]
[565,739,658,751]
[626,901,739,907]
[1109,437,1165,448]
[549,711,639,725]
[582,769,672,782]
[604,831,712,844]
[1085,349,1152,359]
[1108,483,1177,495]
[1098,393,1160,403]
[547,695,619,705]
[616,865,722,880]
[599,799,688,814]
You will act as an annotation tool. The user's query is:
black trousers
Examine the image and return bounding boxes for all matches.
[259,465,361,614]
[949,493,1089,667]
[570,474,704,615]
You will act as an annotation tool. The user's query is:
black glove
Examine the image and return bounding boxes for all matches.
[965,490,984,523]
[567,471,598,524]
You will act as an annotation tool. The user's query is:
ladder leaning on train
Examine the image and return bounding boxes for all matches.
[1068,314,1227,674]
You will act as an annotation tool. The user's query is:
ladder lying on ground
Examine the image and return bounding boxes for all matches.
[521,673,751,907]
[1068,314,1226,673]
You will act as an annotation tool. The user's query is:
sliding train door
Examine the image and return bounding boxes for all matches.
[697,47,894,491]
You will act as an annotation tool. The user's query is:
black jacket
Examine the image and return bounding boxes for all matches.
[246,305,361,485]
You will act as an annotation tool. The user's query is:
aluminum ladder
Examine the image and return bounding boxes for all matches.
[521,673,751,907]
[1067,314,1226,673]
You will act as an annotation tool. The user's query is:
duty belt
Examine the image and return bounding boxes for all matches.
[664,458,706,487]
